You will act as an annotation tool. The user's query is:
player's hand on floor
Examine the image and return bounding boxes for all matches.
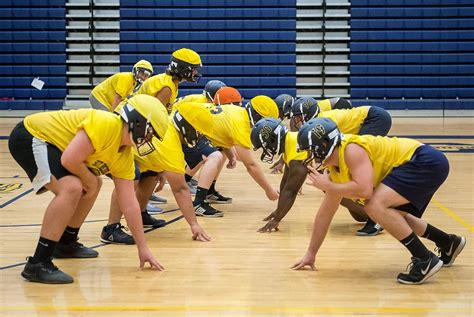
[139,247,164,271]
[291,252,317,271]
[258,219,280,233]
[191,224,211,242]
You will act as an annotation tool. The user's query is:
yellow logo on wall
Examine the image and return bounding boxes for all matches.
[0,183,23,193]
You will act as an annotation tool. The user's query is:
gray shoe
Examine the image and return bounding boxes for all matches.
[149,193,167,204]
[146,203,164,214]
[187,181,197,195]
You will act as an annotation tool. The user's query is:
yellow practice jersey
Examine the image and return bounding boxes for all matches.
[24,109,135,179]
[317,99,333,112]
[134,73,178,110]
[282,132,307,166]
[91,72,137,112]
[328,134,422,203]
[319,106,370,135]
[172,93,208,111]
[175,102,252,149]
[134,118,185,174]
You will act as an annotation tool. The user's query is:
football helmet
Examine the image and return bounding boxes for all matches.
[274,94,295,119]
[203,80,226,101]
[132,60,153,84]
[291,97,320,129]
[244,95,279,126]
[166,48,202,83]
[251,118,288,164]
[297,117,341,166]
[213,87,242,106]
[119,94,168,156]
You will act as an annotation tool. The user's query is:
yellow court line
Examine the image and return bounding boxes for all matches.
[1,305,472,314]
[433,198,474,233]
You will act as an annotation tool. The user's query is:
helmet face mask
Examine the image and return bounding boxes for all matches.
[133,68,152,84]
[173,111,199,147]
[297,118,341,167]
[122,103,158,156]
[251,118,287,164]
[291,97,320,128]
[168,57,202,83]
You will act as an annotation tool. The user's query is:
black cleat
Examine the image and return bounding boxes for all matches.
[437,234,466,267]
[397,252,443,285]
[53,240,98,259]
[100,223,135,245]
[194,202,224,218]
[21,257,73,284]
[142,212,167,228]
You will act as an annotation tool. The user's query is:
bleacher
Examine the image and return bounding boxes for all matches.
[119,0,297,99]
[0,0,66,111]
[350,0,474,110]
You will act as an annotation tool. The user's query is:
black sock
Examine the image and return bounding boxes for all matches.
[366,218,376,226]
[194,187,209,206]
[400,232,431,259]
[33,237,57,262]
[422,224,451,249]
[185,174,193,182]
[59,226,79,244]
[208,180,217,194]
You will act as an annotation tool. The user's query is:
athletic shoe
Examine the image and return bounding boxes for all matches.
[53,240,98,258]
[187,181,197,195]
[146,203,164,215]
[356,221,384,236]
[21,257,73,284]
[194,202,224,218]
[436,234,466,267]
[142,212,167,228]
[397,252,443,285]
[189,179,198,187]
[205,191,232,204]
[149,193,167,204]
[100,223,135,245]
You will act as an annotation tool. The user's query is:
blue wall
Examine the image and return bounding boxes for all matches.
[0,0,66,110]
[119,0,297,99]
[350,0,474,109]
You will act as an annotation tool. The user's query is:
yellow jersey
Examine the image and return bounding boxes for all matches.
[134,73,178,110]
[328,134,422,202]
[134,119,185,174]
[91,72,137,112]
[282,132,307,166]
[24,109,135,180]
[319,106,370,135]
[317,99,333,112]
[172,93,207,107]
[175,102,252,149]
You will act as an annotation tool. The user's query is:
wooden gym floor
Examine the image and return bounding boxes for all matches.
[0,116,473,316]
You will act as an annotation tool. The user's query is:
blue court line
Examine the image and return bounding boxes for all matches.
[0,188,33,209]
[0,213,184,271]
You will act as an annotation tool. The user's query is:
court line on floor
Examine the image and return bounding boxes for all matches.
[0,305,470,314]
[432,198,474,233]
[0,188,33,209]
[0,212,184,270]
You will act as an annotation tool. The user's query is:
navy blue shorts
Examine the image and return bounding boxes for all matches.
[381,145,449,218]
[182,137,220,169]
[359,106,392,136]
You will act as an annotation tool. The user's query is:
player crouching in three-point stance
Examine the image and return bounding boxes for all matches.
[8,94,169,284]
[291,117,466,285]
